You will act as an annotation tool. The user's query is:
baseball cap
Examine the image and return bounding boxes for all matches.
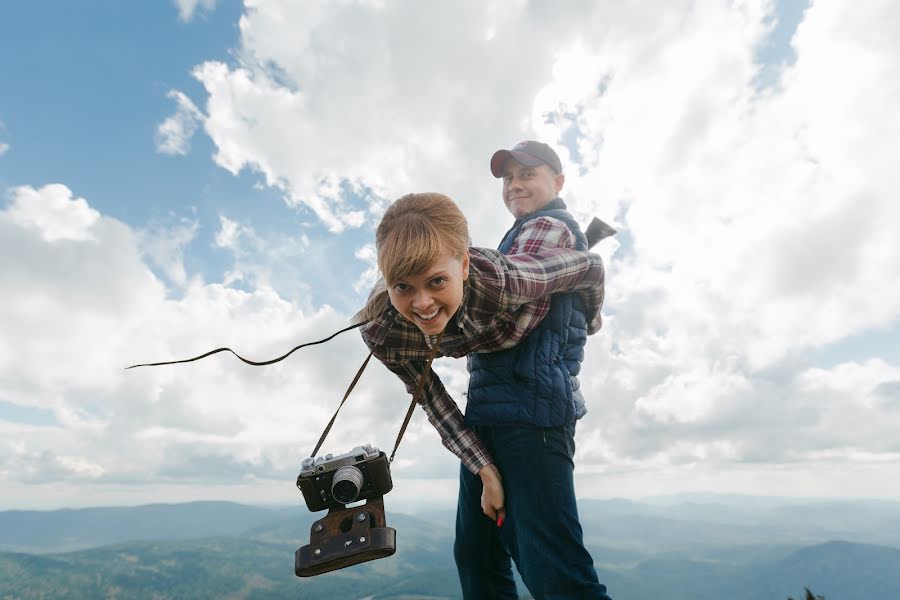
[490,140,562,178]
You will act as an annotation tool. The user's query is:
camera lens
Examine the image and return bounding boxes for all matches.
[332,466,364,503]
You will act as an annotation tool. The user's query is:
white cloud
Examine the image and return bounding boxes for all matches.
[170,0,900,499]
[353,243,379,293]
[5,0,900,506]
[1,185,455,506]
[212,214,315,306]
[174,0,216,23]
[0,119,8,156]
[155,90,204,156]
[5,184,100,242]
[138,215,199,287]
[191,0,600,235]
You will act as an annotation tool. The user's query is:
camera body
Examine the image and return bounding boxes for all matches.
[297,444,393,512]
[295,444,397,577]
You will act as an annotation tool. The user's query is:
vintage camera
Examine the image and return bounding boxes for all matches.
[296,443,393,512]
[295,444,397,577]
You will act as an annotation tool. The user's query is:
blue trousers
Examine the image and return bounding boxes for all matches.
[453,422,612,600]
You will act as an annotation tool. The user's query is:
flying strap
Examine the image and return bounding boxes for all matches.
[125,316,445,463]
[125,322,368,369]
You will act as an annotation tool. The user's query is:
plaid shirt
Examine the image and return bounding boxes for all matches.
[360,216,604,474]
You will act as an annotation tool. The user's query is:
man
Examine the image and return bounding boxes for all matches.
[453,141,612,599]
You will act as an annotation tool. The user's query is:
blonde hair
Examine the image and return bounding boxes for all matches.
[354,193,470,323]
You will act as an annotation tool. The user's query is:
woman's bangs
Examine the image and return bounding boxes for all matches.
[380,218,443,284]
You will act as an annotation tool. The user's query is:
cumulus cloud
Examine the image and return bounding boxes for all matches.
[0,120,8,156]
[5,184,100,242]
[178,0,900,498]
[174,0,216,23]
[212,214,316,306]
[155,90,204,156]
[138,215,199,287]
[0,185,453,506]
[5,0,900,505]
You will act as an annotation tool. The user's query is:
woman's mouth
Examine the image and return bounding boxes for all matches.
[414,308,441,323]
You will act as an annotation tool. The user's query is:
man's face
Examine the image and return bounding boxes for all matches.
[387,247,470,336]
[501,161,564,218]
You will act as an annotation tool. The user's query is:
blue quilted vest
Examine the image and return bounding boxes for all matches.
[465,199,589,427]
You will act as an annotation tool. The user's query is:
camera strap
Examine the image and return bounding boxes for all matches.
[389,329,444,464]
[126,314,446,464]
[309,349,373,458]
[310,327,445,463]
[125,322,368,369]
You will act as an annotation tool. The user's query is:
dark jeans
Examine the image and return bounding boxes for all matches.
[453,422,612,600]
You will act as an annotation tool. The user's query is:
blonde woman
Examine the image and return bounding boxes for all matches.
[357,192,611,600]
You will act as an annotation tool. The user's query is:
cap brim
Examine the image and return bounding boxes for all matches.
[490,149,544,177]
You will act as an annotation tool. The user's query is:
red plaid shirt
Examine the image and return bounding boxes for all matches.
[360,217,604,474]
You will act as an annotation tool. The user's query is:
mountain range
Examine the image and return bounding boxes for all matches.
[3,496,899,599]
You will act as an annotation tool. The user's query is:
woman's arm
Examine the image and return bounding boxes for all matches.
[504,215,604,334]
[468,243,604,339]
[373,351,494,475]
[500,248,604,309]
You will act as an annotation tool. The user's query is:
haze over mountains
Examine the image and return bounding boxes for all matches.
[2,495,900,599]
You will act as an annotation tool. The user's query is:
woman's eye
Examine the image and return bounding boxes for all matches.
[431,277,446,286]
[393,283,409,293]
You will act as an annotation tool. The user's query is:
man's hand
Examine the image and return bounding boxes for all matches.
[478,463,506,526]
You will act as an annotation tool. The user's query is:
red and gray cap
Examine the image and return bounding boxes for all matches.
[490,140,562,178]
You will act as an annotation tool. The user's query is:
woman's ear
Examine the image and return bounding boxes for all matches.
[462,249,470,278]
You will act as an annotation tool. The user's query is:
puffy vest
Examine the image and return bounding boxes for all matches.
[465,199,589,427]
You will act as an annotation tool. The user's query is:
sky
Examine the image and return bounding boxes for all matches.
[1,0,899,512]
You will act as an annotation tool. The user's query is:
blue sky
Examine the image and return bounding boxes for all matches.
[1,0,374,310]
[2,0,899,510]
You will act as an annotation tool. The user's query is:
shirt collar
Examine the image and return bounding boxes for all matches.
[453,276,483,336]
[360,307,397,347]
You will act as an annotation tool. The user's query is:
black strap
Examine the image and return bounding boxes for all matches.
[124,322,367,369]
[124,314,444,464]
[389,329,444,463]
[310,350,374,458]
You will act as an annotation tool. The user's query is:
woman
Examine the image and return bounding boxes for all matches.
[356,192,609,599]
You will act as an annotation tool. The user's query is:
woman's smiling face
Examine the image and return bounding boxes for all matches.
[387,247,469,335]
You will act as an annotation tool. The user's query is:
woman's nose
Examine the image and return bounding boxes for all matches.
[412,290,433,309]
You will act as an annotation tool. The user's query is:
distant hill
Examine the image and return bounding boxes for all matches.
[3,535,899,599]
[757,541,900,600]
[3,498,900,599]
[0,501,292,553]
[0,509,463,600]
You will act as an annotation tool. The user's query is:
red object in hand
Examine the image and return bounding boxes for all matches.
[497,516,504,528]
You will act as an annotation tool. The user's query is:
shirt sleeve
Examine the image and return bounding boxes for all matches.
[365,341,493,475]
[507,216,575,255]
[500,217,605,334]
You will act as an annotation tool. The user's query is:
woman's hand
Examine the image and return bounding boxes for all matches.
[478,463,506,526]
